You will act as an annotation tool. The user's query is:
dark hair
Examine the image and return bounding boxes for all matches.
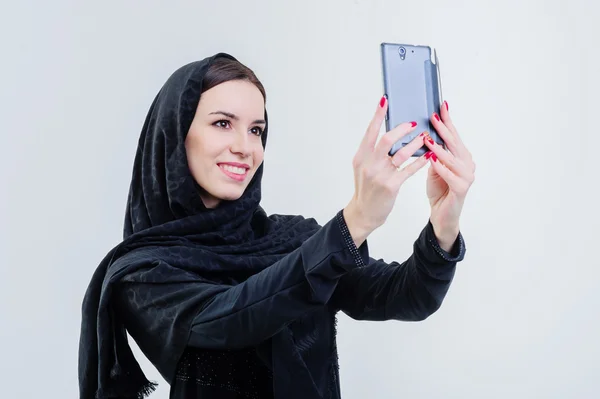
[202,57,266,102]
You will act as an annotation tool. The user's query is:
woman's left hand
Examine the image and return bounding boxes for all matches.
[422,101,475,252]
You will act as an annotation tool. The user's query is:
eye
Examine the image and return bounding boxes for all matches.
[250,126,264,136]
[213,120,231,129]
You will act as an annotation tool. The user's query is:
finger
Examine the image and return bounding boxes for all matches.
[440,100,459,137]
[395,151,430,185]
[390,131,428,167]
[374,120,418,159]
[423,136,472,179]
[439,101,473,163]
[428,155,470,196]
[431,111,461,157]
[360,96,388,152]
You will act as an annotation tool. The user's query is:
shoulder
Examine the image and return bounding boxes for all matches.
[108,246,192,287]
[252,206,321,235]
[268,213,319,226]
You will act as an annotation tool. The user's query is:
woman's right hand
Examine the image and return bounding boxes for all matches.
[343,96,430,247]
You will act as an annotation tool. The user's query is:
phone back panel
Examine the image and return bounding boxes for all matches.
[381,43,443,156]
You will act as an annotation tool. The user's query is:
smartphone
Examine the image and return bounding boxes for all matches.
[380,42,444,156]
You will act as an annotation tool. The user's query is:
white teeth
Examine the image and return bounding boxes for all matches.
[221,165,247,175]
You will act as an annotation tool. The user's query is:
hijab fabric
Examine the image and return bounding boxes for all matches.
[78,53,324,398]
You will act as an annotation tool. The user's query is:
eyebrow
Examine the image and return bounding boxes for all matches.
[209,111,266,125]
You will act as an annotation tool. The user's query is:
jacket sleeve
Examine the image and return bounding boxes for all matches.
[328,220,466,322]
[185,211,369,349]
[114,210,369,353]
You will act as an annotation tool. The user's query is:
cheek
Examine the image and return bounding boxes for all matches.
[253,147,265,169]
[186,135,216,182]
[188,131,220,164]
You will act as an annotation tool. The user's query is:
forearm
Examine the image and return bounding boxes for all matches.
[405,221,464,316]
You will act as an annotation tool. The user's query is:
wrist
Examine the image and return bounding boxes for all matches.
[343,203,373,248]
[431,222,460,253]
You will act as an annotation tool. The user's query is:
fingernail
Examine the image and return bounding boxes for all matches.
[432,153,438,162]
[379,96,386,107]
[428,138,434,144]
[425,151,433,159]
[434,113,440,121]
[444,101,449,111]
[410,121,417,127]
[420,132,425,137]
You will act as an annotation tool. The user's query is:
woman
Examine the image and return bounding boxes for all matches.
[78,52,474,399]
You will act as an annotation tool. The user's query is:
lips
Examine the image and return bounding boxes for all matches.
[218,163,250,182]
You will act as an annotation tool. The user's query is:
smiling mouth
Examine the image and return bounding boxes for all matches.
[218,163,250,181]
[220,164,247,174]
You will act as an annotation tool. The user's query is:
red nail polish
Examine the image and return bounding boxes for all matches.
[410,121,417,127]
[379,96,386,107]
[432,153,438,162]
[444,101,449,111]
[420,132,425,137]
[428,138,434,144]
[434,113,440,121]
[425,151,433,159]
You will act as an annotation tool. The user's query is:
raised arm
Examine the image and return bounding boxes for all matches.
[329,220,465,321]
[115,211,369,352]
[187,211,372,349]
[332,96,474,322]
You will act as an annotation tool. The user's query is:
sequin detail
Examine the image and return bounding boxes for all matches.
[336,210,366,267]
[428,229,466,261]
[174,347,273,399]
[327,312,341,398]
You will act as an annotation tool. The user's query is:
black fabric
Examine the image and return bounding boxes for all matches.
[169,347,274,399]
[77,52,322,398]
[108,208,372,399]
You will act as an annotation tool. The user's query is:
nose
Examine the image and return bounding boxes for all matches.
[230,129,252,157]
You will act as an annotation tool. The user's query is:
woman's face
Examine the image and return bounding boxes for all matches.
[185,80,266,208]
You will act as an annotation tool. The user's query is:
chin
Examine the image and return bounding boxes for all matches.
[216,188,246,202]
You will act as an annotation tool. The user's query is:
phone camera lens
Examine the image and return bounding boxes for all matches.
[398,46,406,60]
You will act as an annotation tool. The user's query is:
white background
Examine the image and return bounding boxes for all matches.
[1,0,599,398]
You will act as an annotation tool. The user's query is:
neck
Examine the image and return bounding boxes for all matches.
[199,192,220,209]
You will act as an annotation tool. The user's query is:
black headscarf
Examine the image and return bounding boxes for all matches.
[78,53,322,398]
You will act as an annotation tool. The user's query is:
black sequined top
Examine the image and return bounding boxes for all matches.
[170,347,274,398]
